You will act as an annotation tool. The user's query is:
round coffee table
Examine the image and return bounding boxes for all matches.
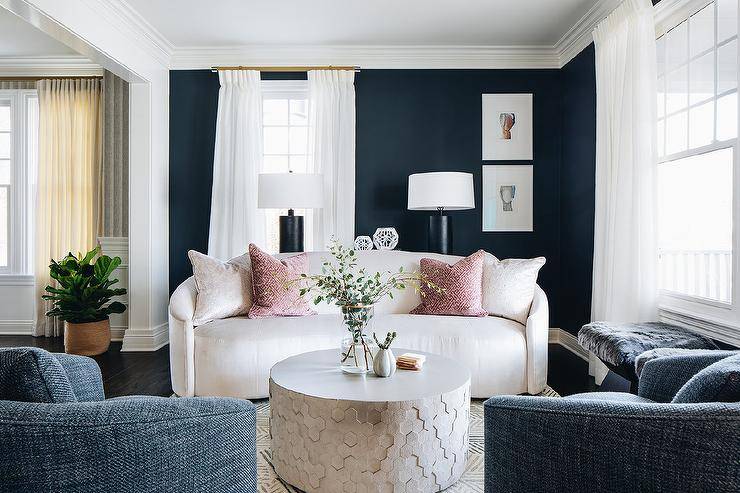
[269,349,470,492]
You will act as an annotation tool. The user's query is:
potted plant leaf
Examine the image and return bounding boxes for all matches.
[42,246,127,356]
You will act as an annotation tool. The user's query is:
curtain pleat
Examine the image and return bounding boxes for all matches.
[591,0,658,323]
[101,70,129,237]
[34,78,103,337]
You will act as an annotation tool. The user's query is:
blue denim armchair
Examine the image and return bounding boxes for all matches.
[0,347,257,493]
[484,351,740,493]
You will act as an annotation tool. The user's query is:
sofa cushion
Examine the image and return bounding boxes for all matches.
[248,244,315,318]
[189,250,253,326]
[0,347,77,403]
[565,392,654,404]
[672,354,740,404]
[410,250,487,317]
[482,254,545,324]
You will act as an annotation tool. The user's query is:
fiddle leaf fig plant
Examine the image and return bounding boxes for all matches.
[42,246,127,323]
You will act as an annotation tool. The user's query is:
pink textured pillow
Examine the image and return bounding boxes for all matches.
[247,244,315,318]
[410,250,487,317]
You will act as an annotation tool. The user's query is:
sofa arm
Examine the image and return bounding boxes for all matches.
[484,396,740,493]
[53,353,105,402]
[525,285,549,394]
[638,350,739,402]
[0,396,257,493]
[169,277,198,397]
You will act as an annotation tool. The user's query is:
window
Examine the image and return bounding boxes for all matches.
[656,0,739,337]
[0,90,37,274]
[261,80,313,253]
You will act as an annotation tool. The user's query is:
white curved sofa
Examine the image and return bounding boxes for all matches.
[169,250,549,399]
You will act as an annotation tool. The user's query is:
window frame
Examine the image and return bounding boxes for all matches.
[0,89,37,276]
[655,0,740,345]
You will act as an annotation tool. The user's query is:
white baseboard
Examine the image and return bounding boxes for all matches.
[0,320,34,335]
[121,322,169,352]
[549,327,589,361]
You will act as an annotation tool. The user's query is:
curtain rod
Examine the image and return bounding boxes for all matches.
[0,76,103,81]
[211,65,360,73]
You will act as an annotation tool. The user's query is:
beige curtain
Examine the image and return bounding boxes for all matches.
[34,79,103,337]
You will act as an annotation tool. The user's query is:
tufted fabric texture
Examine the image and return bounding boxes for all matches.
[672,354,740,404]
[53,353,105,402]
[482,253,546,324]
[638,350,739,403]
[484,396,740,493]
[411,250,487,317]
[188,249,254,326]
[247,244,315,318]
[0,347,78,403]
[578,321,717,368]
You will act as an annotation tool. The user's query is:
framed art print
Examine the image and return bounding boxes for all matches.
[482,165,533,232]
[482,94,533,160]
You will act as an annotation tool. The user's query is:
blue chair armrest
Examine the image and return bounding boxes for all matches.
[0,396,257,493]
[638,350,739,402]
[484,395,740,493]
[53,353,105,402]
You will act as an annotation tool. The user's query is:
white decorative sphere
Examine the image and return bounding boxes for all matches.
[372,227,399,250]
[353,236,374,251]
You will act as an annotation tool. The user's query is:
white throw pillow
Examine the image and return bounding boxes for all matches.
[482,253,546,325]
[188,250,253,326]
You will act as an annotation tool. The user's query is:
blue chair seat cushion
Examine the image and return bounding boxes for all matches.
[0,347,77,403]
[565,392,654,404]
[673,354,740,404]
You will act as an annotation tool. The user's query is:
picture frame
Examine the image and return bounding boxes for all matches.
[482,165,533,232]
[482,94,533,160]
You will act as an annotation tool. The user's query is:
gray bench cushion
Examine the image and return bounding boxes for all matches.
[578,321,717,368]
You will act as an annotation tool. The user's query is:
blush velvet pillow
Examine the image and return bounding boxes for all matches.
[188,250,253,326]
[410,250,487,317]
[482,253,546,325]
[247,244,315,318]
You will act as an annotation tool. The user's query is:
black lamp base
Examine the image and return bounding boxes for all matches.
[428,215,452,254]
[279,212,304,253]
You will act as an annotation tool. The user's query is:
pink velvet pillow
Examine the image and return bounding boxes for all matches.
[410,250,487,317]
[247,244,315,318]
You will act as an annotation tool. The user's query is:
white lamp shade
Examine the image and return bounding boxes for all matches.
[258,173,324,209]
[407,172,475,211]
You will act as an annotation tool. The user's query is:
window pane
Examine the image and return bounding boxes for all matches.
[657,119,665,157]
[717,92,738,140]
[289,126,308,155]
[718,39,738,93]
[0,186,7,267]
[667,20,689,71]
[658,148,733,302]
[0,133,9,159]
[264,126,289,154]
[666,66,689,113]
[263,155,289,173]
[0,159,9,185]
[718,0,738,42]
[658,75,666,117]
[690,51,715,104]
[263,99,288,125]
[0,104,9,131]
[689,100,714,148]
[690,4,715,57]
[666,110,688,154]
[290,155,307,173]
[657,36,666,76]
[290,99,308,125]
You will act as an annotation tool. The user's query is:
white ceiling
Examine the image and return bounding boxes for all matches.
[125,0,598,48]
[0,8,77,57]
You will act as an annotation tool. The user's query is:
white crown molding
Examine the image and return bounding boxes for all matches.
[555,0,623,67]
[0,56,102,76]
[170,44,561,70]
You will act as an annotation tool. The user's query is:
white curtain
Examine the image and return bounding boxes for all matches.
[35,79,103,336]
[308,70,356,249]
[591,0,658,323]
[208,70,265,260]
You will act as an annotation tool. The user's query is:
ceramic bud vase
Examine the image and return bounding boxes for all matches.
[373,347,396,378]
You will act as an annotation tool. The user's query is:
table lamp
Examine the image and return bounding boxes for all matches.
[258,173,323,253]
[407,172,475,254]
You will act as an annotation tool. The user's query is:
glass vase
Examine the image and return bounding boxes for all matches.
[339,304,376,374]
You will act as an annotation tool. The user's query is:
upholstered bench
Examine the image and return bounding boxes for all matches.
[578,321,718,392]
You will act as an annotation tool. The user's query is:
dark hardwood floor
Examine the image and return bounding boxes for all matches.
[0,335,629,398]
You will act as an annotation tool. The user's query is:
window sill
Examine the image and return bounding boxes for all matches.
[659,305,740,348]
[0,274,34,286]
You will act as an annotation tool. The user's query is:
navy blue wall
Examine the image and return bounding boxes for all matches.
[169,59,598,331]
[559,45,597,334]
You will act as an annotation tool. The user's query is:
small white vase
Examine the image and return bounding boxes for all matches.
[373,348,396,378]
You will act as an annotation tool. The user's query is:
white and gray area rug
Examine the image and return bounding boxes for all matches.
[255,386,560,492]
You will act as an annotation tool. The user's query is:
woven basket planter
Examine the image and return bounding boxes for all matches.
[64,318,111,356]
